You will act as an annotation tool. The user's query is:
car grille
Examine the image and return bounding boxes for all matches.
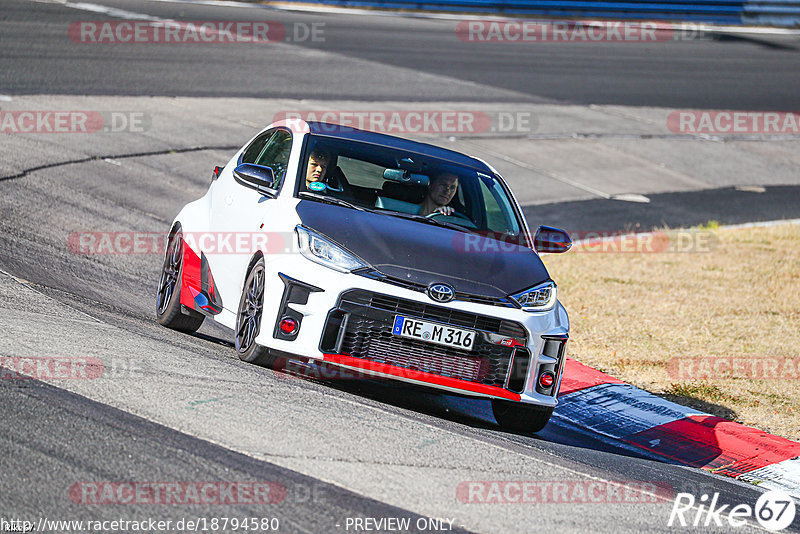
[328,290,527,388]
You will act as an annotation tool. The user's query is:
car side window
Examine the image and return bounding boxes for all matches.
[253,130,292,188]
[479,176,520,235]
[241,130,274,165]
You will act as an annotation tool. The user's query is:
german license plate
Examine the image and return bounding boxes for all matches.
[392,315,475,351]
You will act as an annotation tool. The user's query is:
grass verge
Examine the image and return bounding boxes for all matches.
[542,222,800,440]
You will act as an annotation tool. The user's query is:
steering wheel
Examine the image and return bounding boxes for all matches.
[425,210,474,224]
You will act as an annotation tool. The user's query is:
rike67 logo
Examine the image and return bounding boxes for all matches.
[669,490,796,531]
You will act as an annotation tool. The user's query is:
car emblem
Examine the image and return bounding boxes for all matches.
[427,283,455,303]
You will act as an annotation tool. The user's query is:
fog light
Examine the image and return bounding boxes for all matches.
[538,371,555,388]
[279,316,298,334]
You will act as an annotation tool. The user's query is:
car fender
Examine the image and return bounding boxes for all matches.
[172,196,211,251]
[168,190,219,318]
[235,197,304,318]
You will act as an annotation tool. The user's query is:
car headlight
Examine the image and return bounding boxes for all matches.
[296,226,367,273]
[511,281,557,311]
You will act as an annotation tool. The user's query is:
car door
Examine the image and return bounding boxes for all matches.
[208,128,293,315]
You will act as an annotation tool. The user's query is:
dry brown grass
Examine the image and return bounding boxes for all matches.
[542,222,800,440]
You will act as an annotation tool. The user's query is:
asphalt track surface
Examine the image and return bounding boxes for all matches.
[1,0,800,532]
[2,0,799,109]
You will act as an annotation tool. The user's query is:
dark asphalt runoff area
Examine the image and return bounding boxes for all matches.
[0,0,799,532]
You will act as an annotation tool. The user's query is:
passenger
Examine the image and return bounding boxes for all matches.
[418,172,458,216]
[305,149,330,190]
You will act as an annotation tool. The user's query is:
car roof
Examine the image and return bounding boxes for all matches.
[305,121,492,173]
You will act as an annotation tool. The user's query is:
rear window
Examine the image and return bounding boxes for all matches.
[336,156,385,189]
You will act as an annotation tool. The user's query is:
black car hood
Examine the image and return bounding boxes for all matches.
[296,201,550,298]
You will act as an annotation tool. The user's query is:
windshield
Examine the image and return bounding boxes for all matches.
[296,135,525,242]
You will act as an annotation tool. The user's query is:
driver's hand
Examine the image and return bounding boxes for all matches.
[434,206,454,216]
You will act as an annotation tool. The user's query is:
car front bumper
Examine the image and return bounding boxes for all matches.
[255,257,569,408]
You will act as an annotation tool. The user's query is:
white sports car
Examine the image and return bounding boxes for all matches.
[157,120,572,432]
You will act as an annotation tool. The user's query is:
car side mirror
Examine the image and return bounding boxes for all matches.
[233,164,277,197]
[534,225,572,253]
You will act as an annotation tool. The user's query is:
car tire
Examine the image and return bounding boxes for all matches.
[235,258,276,367]
[491,400,553,434]
[156,228,205,333]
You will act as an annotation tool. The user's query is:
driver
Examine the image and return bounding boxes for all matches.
[305,149,331,190]
[418,172,458,216]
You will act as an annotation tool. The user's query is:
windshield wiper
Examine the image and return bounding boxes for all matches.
[376,209,478,234]
[301,194,478,234]
[298,192,370,212]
